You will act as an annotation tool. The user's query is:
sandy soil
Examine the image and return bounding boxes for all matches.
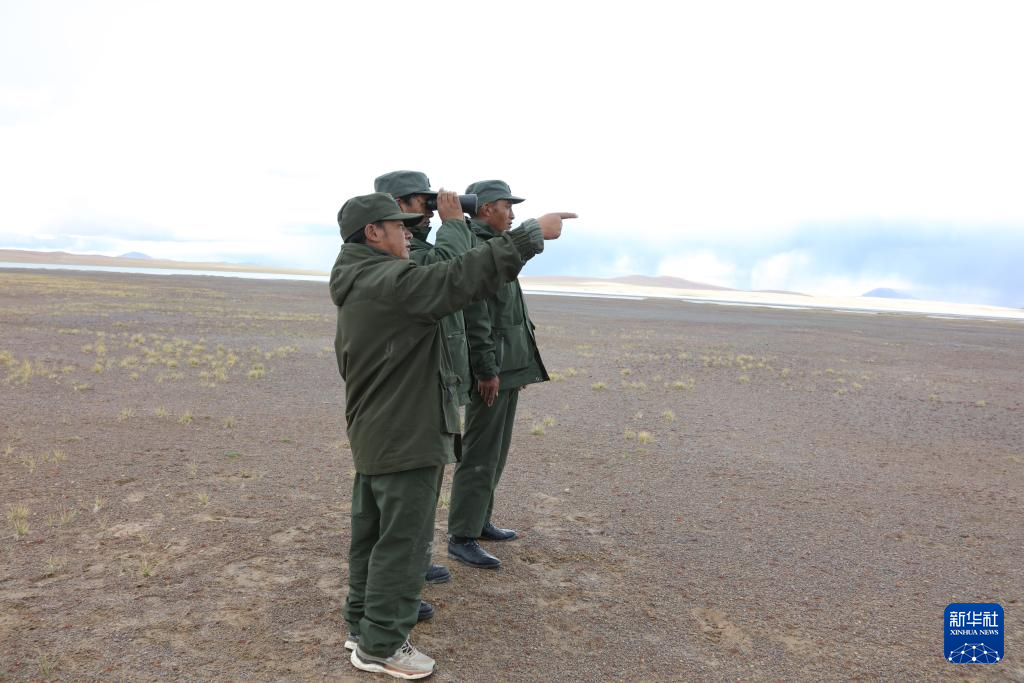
[1,268,1021,682]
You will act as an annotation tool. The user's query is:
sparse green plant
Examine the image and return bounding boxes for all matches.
[226,451,241,459]
[117,408,135,422]
[139,556,156,578]
[154,406,168,418]
[929,393,939,402]
[178,410,194,425]
[248,363,266,379]
[58,506,77,526]
[530,424,545,436]
[223,416,236,429]
[188,460,198,477]
[620,368,632,376]
[624,428,637,440]
[7,505,29,523]
[36,650,60,677]
[852,383,863,391]
[591,382,607,391]
[438,492,451,509]
[13,517,29,536]
[197,492,210,506]
[44,555,68,576]
[671,378,695,390]
[661,410,675,421]
[975,400,987,407]
[638,431,653,445]
[564,367,578,377]
[542,416,556,427]
[92,496,106,514]
[22,454,37,473]
[738,374,750,383]
[52,448,67,462]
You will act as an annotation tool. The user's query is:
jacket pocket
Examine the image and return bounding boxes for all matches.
[440,372,461,435]
[495,325,532,373]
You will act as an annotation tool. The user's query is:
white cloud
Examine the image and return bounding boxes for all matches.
[751,249,917,296]
[656,250,738,288]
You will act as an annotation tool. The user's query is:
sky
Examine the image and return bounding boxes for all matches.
[2,0,1023,307]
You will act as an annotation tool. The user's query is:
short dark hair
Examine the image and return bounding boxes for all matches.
[343,221,387,244]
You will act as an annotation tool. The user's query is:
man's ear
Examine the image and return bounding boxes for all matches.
[363,223,379,242]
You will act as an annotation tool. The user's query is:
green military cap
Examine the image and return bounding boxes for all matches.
[337,192,424,241]
[464,179,525,207]
[374,170,438,199]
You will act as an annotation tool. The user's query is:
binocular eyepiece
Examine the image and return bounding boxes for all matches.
[425,194,477,216]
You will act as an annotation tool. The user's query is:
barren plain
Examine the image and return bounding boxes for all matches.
[1,268,1021,682]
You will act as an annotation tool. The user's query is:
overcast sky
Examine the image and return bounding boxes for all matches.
[2,1,1022,306]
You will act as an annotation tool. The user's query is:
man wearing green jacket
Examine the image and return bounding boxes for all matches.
[373,170,478,407]
[330,190,573,678]
[447,180,552,570]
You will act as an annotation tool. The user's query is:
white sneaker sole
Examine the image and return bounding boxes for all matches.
[344,638,357,651]
[349,649,434,680]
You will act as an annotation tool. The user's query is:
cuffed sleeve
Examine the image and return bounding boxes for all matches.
[508,219,544,261]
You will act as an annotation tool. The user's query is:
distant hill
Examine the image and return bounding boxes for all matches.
[608,274,734,291]
[117,251,152,259]
[0,248,326,276]
[862,288,916,299]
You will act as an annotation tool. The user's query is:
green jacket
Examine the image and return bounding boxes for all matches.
[330,222,543,475]
[408,218,481,406]
[465,218,549,390]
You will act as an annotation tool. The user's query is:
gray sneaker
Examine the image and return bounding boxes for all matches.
[344,633,359,651]
[350,640,435,679]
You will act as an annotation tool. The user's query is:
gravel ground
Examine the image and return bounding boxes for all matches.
[1,268,1021,682]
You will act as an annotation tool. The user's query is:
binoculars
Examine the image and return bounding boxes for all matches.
[426,193,477,215]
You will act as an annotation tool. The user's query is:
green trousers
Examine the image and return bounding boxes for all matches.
[344,465,443,657]
[447,387,519,538]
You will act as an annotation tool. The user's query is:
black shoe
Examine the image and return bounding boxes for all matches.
[479,522,517,541]
[425,564,451,584]
[447,537,501,569]
[417,601,434,622]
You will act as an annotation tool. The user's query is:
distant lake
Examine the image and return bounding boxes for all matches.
[0,261,329,283]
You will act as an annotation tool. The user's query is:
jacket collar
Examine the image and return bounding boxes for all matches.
[469,218,498,240]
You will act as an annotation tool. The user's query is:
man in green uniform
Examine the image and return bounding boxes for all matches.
[331,190,573,678]
[373,170,478,408]
[447,180,551,570]
[372,170,463,601]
